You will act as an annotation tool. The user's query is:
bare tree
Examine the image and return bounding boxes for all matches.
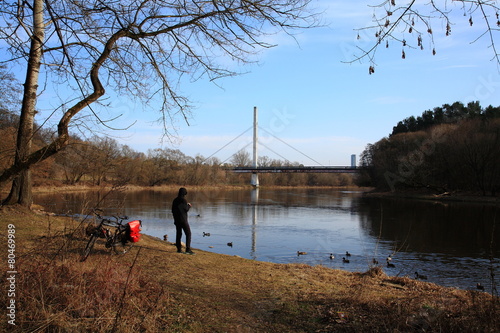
[55,142,94,185]
[0,65,21,174]
[349,0,500,73]
[231,148,251,167]
[0,64,21,114]
[0,0,318,206]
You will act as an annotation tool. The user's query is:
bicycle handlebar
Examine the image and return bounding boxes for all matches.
[92,209,128,226]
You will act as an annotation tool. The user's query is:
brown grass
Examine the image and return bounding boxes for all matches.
[1,205,499,332]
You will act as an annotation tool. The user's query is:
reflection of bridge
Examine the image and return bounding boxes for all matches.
[231,166,359,173]
[221,107,359,186]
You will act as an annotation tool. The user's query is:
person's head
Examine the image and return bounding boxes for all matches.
[178,187,188,197]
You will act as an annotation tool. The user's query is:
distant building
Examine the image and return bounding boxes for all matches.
[351,154,356,168]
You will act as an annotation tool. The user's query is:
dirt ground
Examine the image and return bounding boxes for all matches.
[1,204,499,332]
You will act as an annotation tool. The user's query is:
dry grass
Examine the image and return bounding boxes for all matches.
[1,205,499,332]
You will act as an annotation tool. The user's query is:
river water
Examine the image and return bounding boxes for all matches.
[34,188,499,292]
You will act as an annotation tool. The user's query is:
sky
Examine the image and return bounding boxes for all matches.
[13,1,500,166]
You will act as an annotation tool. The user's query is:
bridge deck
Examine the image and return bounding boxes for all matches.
[230,166,359,173]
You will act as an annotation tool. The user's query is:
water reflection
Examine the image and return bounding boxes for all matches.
[358,198,500,258]
[251,188,258,259]
[34,188,499,291]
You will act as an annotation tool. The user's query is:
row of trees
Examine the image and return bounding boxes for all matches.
[0,106,354,188]
[391,101,500,136]
[358,102,500,196]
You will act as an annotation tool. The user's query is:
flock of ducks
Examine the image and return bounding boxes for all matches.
[296,250,487,291]
[165,221,490,291]
[200,234,487,292]
[299,250,394,267]
[189,210,488,292]
[202,231,232,247]
[301,251,430,276]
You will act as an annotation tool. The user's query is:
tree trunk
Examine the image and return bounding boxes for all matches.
[3,0,44,207]
[1,16,118,198]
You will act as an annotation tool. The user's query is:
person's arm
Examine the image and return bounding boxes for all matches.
[178,200,190,213]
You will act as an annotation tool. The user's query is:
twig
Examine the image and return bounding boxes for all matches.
[111,246,142,332]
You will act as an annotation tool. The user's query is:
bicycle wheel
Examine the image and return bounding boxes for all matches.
[109,227,132,255]
[81,233,98,261]
[112,240,133,255]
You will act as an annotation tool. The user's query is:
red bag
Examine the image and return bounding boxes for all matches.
[127,220,142,243]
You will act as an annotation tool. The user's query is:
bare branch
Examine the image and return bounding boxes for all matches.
[348,0,500,71]
[0,0,320,190]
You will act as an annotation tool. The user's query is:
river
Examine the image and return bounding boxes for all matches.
[34,187,499,292]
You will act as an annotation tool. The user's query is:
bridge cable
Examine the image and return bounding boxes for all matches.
[220,142,252,164]
[259,127,324,166]
[202,126,253,164]
[259,142,291,164]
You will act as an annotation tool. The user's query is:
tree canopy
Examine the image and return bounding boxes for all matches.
[0,0,318,205]
[391,101,500,136]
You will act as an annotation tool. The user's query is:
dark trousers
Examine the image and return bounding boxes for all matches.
[175,222,191,252]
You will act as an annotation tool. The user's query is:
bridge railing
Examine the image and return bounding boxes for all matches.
[228,166,360,173]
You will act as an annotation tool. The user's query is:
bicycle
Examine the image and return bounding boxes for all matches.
[81,209,142,261]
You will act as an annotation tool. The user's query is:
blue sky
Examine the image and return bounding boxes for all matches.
[109,1,500,166]
[23,1,500,165]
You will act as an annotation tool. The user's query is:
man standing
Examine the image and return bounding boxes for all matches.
[172,187,194,254]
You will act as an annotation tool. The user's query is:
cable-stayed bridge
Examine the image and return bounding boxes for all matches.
[231,166,359,174]
[206,107,359,186]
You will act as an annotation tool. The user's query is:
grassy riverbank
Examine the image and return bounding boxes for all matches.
[1,205,499,332]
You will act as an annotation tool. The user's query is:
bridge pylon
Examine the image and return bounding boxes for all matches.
[250,106,259,187]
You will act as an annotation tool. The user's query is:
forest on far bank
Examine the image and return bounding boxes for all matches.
[0,107,355,189]
[358,101,500,196]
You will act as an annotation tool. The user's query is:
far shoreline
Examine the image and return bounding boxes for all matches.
[2,183,499,207]
[363,188,500,206]
[25,183,370,194]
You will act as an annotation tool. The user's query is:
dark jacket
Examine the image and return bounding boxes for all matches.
[172,188,190,225]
